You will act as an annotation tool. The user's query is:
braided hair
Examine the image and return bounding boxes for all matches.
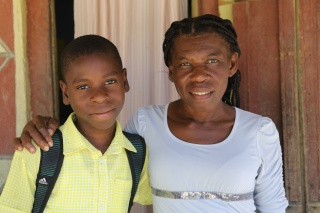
[163,14,241,107]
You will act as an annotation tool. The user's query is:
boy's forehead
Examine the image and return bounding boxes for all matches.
[71,52,121,67]
[65,54,123,77]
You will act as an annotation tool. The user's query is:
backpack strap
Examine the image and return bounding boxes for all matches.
[32,129,64,213]
[123,131,146,213]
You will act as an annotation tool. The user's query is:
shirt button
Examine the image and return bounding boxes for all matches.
[99,204,104,211]
[99,159,105,165]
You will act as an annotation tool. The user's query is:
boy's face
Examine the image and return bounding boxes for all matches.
[59,52,129,132]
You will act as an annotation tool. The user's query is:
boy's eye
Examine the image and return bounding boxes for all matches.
[207,59,218,64]
[180,62,191,66]
[105,80,116,85]
[77,85,89,90]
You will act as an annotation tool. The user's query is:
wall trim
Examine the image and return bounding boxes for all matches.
[13,0,30,136]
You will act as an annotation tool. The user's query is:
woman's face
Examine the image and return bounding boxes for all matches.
[168,33,238,111]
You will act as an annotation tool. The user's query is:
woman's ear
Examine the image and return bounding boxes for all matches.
[59,80,70,105]
[122,68,130,92]
[229,52,239,77]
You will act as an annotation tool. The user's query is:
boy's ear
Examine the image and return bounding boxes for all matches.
[168,65,174,82]
[229,52,239,77]
[122,68,130,92]
[59,80,70,105]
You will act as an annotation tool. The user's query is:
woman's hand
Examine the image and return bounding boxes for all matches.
[13,115,60,153]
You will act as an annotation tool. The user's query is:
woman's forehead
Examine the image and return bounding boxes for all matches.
[171,34,229,54]
[174,33,223,41]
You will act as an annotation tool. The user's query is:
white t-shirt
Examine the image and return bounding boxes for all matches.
[124,104,288,213]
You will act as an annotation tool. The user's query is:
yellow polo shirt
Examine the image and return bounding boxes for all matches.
[0,113,152,213]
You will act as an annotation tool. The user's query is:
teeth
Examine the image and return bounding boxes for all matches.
[191,91,210,95]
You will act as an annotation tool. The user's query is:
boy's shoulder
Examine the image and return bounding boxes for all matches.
[18,140,41,162]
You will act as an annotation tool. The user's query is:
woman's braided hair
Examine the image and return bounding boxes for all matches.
[163,14,241,107]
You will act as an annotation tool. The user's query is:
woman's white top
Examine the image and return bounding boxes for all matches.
[124,104,288,213]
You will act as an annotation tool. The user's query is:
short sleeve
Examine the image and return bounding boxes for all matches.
[254,117,288,212]
[124,107,146,138]
[0,147,40,212]
[125,107,152,205]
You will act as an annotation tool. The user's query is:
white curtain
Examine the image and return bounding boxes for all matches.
[74,1,188,212]
[74,0,188,127]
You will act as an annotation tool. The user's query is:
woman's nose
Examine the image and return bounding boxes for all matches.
[190,64,210,82]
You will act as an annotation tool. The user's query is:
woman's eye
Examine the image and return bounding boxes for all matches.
[77,85,89,90]
[105,80,116,85]
[207,59,218,64]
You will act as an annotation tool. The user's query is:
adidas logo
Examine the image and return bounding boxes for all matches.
[39,178,48,185]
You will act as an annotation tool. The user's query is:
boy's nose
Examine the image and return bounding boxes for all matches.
[91,87,108,103]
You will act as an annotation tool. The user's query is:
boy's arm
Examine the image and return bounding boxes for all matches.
[0,148,40,212]
[133,148,152,205]
[13,115,60,153]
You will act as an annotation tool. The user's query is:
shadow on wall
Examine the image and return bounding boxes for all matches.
[0,156,12,195]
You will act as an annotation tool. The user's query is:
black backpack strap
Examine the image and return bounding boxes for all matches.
[123,131,146,213]
[32,129,64,213]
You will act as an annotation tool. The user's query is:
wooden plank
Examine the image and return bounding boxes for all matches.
[27,0,55,118]
[299,0,320,203]
[232,1,249,111]
[246,0,282,129]
[286,205,303,213]
[279,0,304,210]
[0,0,16,154]
[307,202,320,213]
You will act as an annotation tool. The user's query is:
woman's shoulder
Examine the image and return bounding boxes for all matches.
[134,104,168,115]
[235,107,263,128]
[235,107,278,136]
[235,107,262,119]
[235,107,274,124]
[235,108,280,155]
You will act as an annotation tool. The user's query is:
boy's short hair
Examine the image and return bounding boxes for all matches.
[60,34,123,80]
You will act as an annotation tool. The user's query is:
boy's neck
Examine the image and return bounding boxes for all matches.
[74,119,116,154]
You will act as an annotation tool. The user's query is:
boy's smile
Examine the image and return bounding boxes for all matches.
[60,52,129,134]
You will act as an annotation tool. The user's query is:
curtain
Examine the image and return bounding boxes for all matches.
[74,0,188,127]
[74,1,188,212]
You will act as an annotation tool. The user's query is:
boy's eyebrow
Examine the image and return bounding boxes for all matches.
[176,56,188,61]
[72,70,119,84]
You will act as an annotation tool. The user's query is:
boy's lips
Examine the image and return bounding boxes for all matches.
[90,109,114,118]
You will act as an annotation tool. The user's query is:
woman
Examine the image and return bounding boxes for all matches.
[14,14,288,212]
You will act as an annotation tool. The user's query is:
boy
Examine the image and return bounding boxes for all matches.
[0,35,152,212]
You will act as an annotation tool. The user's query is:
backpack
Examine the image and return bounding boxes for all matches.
[32,129,146,213]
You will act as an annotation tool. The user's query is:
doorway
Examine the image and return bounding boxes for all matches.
[54,0,74,124]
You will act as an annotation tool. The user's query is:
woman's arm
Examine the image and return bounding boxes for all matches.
[254,118,288,212]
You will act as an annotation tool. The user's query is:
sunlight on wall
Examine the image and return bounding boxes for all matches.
[13,0,30,136]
